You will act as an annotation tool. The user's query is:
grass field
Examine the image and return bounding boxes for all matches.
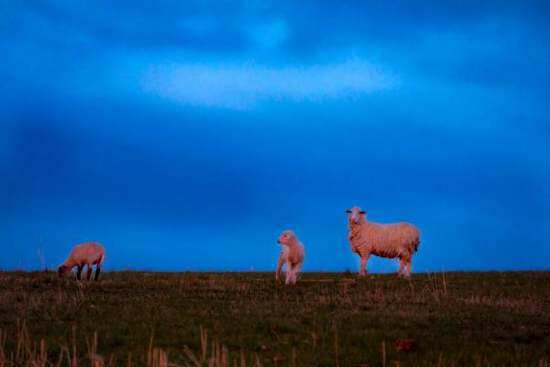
[0,271,549,366]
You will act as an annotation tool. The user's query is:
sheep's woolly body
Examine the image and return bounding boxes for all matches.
[64,242,105,268]
[349,221,419,259]
[347,206,420,277]
[59,242,105,281]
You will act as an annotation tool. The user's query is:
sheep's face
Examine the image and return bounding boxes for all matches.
[277,230,296,246]
[346,206,366,224]
[57,265,72,278]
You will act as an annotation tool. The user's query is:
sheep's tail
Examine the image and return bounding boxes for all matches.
[412,237,420,253]
[411,227,420,253]
[404,224,420,254]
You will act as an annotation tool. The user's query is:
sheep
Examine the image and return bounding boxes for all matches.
[346,206,420,277]
[275,230,305,285]
[58,242,105,281]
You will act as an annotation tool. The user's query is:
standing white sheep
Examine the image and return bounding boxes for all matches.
[58,242,105,281]
[346,206,420,277]
[276,230,305,285]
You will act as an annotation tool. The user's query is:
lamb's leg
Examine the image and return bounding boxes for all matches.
[86,265,93,281]
[275,255,284,282]
[76,265,83,281]
[292,263,302,284]
[285,263,293,285]
[94,265,101,281]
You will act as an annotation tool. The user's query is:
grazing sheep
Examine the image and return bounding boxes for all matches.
[276,230,305,285]
[346,206,420,277]
[58,242,105,281]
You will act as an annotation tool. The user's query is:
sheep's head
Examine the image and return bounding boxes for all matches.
[346,206,366,224]
[57,264,72,278]
[277,230,297,246]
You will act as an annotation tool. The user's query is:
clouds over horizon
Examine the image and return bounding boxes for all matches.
[140,58,394,109]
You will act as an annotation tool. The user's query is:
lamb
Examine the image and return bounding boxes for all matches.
[275,230,305,285]
[346,206,420,277]
[58,242,105,281]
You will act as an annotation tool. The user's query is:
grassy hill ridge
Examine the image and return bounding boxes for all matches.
[0,271,549,366]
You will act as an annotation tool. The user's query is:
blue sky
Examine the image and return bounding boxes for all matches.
[1,1,549,271]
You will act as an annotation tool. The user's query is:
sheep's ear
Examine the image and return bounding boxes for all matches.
[359,211,366,214]
[345,209,352,213]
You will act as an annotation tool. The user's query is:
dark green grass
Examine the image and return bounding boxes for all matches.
[0,271,549,366]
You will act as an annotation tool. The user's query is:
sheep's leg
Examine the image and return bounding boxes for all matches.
[94,265,101,281]
[86,264,93,281]
[398,257,407,277]
[359,257,366,276]
[76,265,83,281]
[406,257,413,278]
[359,254,370,276]
[398,255,412,278]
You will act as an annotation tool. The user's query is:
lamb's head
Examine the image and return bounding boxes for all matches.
[346,206,366,224]
[57,264,71,278]
[277,230,298,246]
